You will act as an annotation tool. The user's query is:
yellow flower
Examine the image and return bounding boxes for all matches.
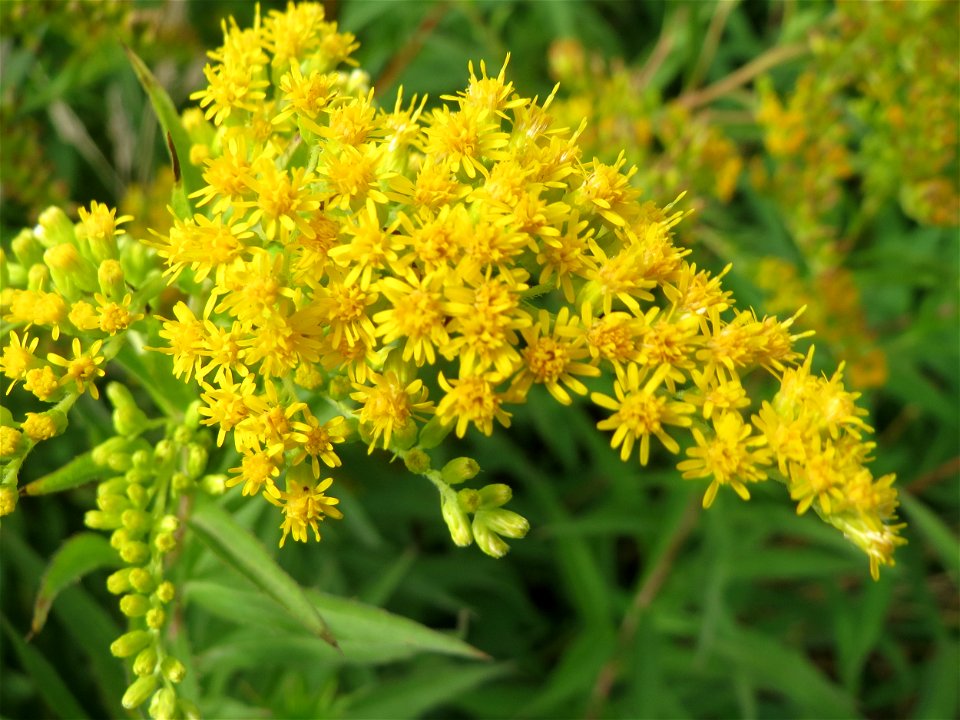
[436,371,512,438]
[351,371,433,451]
[511,307,600,405]
[265,467,344,547]
[591,363,694,465]
[678,411,772,508]
[373,273,449,366]
[1,331,40,393]
[47,338,105,399]
[21,412,61,442]
[227,448,281,498]
[23,366,61,402]
[291,413,350,474]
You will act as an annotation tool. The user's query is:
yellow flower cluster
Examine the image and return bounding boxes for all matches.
[0,202,156,506]
[148,2,903,574]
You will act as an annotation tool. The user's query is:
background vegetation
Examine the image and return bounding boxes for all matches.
[1,1,957,718]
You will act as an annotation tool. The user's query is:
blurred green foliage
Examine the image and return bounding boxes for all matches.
[1,1,957,718]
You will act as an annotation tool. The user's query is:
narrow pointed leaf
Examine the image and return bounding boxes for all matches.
[31,533,122,637]
[21,452,102,496]
[123,45,201,219]
[187,497,337,647]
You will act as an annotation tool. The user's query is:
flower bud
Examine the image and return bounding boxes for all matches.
[183,401,202,430]
[110,528,134,549]
[200,473,227,496]
[0,427,23,458]
[119,593,150,617]
[154,440,174,463]
[171,472,192,493]
[97,476,128,497]
[132,449,152,468]
[121,509,151,534]
[97,493,130,514]
[122,675,158,710]
[148,688,177,720]
[36,207,76,248]
[161,656,186,684]
[146,608,166,629]
[126,482,147,508]
[86,510,123,531]
[477,483,512,510]
[154,532,177,554]
[471,518,510,558]
[26,264,49,292]
[97,259,125,298]
[45,243,98,300]
[92,436,130,467]
[440,457,480,485]
[390,419,418,451]
[479,509,530,539]
[403,448,431,475]
[21,410,66,442]
[119,540,150,564]
[133,646,158,677]
[441,494,473,547]
[11,229,45,267]
[106,568,133,595]
[0,485,18,517]
[185,444,208,479]
[328,375,352,400]
[110,629,153,658]
[155,581,175,604]
[456,488,481,514]
[129,567,155,594]
[179,698,202,720]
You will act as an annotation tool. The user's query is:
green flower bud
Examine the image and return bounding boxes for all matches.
[132,449,152,468]
[418,416,453,449]
[133,646,158,677]
[45,243,98,299]
[129,567,155,594]
[92,437,131,468]
[148,688,177,720]
[122,675,158,710]
[120,241,152,287]
[441,493,473,547]
[110,629,153,658]
[440,457,480,485]
[97,476,129,497]
[97,493,130,514]
[477,483,512,510]
[171,471,192,493]
[106,568,133,595]
[110,528,134,549]
[185,444,208,480]
[125,468,150,485]
[471,517,510,559]
[183,401,202,430]
[154,440,174,463]
[154,532,177,554]
[479,508,530,539]
[155,581,175,604]
[121,509,151,534]
[97,259,125,298]
[85,510,123,531]
[36,206,75,248]
[126,482,147,508]
[11,229,45,267]
[119,540,150,564]
[26,263,50,291]
[119,593,150,617]
[172,425,192,445]
[161,656,186,684]
[200,473,227,496]
[456,488,481,514]
[146,607,166,629]
[403,448,431,475]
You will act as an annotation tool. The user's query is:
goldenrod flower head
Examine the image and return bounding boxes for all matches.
[266,466,343,547]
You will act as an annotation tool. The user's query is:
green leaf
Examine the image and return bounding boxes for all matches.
[21,451,103,496]
[913,640,960,720]
[187,497,338,647]
[899,493,960,583]
[183,580,486,663]
[1,613,89,720]
[342,660,510,720]
[123,45,202,219]
[30,533,122,637]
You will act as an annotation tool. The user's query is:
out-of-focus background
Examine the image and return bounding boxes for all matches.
[2,1,957,718]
